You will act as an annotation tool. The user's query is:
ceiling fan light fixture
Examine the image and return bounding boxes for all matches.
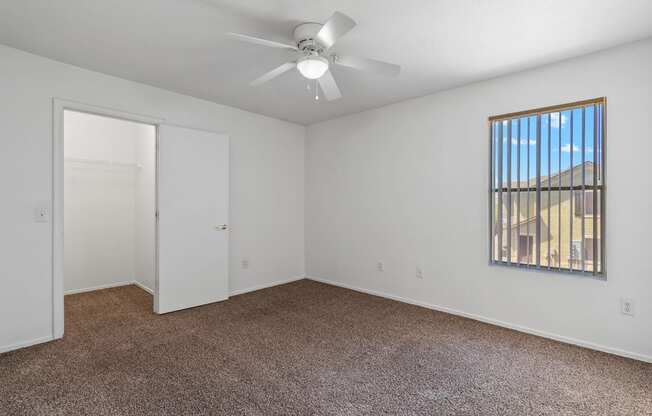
[297,56,329,80]
[227,11,400,101]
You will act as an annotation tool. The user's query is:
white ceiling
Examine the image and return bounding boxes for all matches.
[1,0,651,125]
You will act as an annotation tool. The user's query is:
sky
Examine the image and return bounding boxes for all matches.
[493,104,603,187]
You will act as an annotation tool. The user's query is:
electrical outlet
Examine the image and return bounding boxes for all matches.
[377,261,384,272]
[621,298,635,316]
[416,267,424,279]
[241,259,249,270]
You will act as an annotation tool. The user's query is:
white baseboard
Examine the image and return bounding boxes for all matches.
[307,276,652,364]
[0,335,54,354]
[66,277,305,298]
[133,281,154,295]
[230,275,305,297]
[65,280,154,296]
[64,281,134,295]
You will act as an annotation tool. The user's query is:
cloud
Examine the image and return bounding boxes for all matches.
[511,138,536,146]
[561,144,579,153]
[549,112,568,127]
[560,144,594,154]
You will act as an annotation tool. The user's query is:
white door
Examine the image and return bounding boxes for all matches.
[156,125,229,314]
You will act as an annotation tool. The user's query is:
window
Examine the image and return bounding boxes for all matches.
[489,98,605,276]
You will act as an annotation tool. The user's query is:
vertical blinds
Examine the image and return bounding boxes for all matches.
[489,98,605,276]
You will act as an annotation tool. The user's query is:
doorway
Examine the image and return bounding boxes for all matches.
[52,99,231,340]
[63,110,157,298]
[518,235,534,264]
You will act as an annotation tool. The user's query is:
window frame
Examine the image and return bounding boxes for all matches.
[488,97,606,278]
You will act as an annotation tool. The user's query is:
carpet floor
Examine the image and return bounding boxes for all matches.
[0,280,650,415]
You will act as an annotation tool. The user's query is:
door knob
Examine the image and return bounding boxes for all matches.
[215,224,228,231]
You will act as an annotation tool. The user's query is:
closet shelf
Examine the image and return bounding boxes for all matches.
[65,157,143,169]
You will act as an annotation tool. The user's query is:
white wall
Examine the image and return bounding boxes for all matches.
[0,44,305,352]
[306,39,652,362]
[134,123,156,293]
[64,110,155,293]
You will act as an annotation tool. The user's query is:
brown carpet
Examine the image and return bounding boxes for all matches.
[0,280,650,415]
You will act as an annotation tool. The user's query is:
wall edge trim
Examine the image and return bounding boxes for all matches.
[64,281,135,295]
[229,276,305,297]
[0,336,55,354]
[133,281,154,295]
[307,276,652,364]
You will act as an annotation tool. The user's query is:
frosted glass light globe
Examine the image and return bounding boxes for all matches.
[297,56,329,79]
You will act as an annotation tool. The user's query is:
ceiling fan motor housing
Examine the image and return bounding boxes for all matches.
[294,22,325,55]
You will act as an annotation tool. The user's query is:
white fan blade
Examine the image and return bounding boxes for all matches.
[317,71,342,101]
[334,55,400,77]
[227,32,297,50]
[250,62,296,86]
[316,12,356,49]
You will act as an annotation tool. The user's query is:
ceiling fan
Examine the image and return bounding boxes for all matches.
[226,11,401,101]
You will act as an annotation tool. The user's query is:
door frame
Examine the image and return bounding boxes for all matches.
[51,98,164,340]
